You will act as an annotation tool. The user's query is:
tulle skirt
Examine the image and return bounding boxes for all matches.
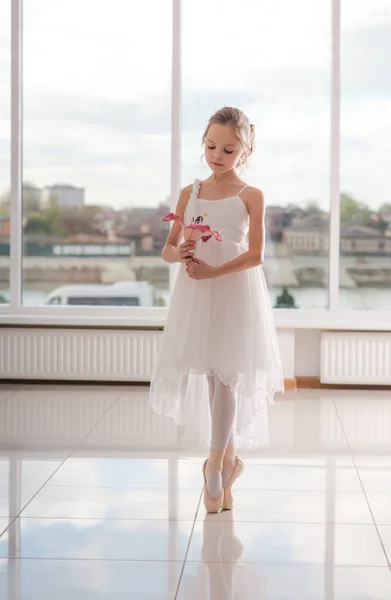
[149,239,284,449]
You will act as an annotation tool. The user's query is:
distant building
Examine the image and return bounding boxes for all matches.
[340,224,391,256]
[283,214,330,254]
[0,216,10,236]
[265,205,305,242]
[283,217,391,257]
[265,207,288,242]
[116,203,170,255]
[23,184,42,211]
[42,184,85,208]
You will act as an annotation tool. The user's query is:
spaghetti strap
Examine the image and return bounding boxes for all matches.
[238,184,249,196]
[192,178,201,199]
[184,179,201,222]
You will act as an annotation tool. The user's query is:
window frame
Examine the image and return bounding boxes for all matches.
[1,0,391,330]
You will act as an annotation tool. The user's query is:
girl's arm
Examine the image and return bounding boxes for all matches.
[161,185,193,263]
[214,187,265,277]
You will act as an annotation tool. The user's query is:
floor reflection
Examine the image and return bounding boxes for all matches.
[179,512,267,600]
[0,385,391,599]
[1,387,390,455]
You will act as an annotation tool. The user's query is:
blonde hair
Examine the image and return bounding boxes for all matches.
[202,106,255,167]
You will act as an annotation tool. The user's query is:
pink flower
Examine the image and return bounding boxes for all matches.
[163,213,222,243]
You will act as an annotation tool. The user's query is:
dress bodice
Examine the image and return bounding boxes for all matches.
[184,179,249,245]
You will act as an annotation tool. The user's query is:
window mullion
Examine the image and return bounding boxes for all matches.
[169,0,181,291]
[328,0,341,313]
[10,0,22,308]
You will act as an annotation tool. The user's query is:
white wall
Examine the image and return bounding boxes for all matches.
[295,329,321,377]
[277,329,296,379]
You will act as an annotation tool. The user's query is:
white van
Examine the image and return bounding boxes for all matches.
[45,281,154,307]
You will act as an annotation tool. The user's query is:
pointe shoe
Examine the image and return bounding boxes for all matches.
[222,456,244,510]
[202,459,224,513]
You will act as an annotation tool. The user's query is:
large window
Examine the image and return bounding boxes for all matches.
[22,0,171,307]
[0,1,10,307]
[182,0,331,309]
[1,0,390,320]
[340,0,391,310]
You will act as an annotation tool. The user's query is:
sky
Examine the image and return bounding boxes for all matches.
[0,0,390,211]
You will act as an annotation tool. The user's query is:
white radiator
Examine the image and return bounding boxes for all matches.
[0,328,162,381]
[321,332,391,385]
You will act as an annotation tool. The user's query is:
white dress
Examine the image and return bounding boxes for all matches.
[149,179,284,449]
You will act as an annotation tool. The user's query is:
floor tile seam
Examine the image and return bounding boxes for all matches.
[1,516,382,526]
[195,519,381,525]
[0,389,124,537]
[0,437,97,444]
[221,462,358,468]
[0,556,389,569]
[58,388,124,458]
[42,485,205,490]
[3,557,382,567]
[1,557,390,568]
[332,397,391,568]
[42,485,368,492]
[2,516,202,522]
[174,490,202,600]
[0,521,11,537]
[0,454,72,539]
[0,556,191,562]
[180,559,391,567]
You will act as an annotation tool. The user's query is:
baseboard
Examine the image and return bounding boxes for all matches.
[296,376,324,389]
[0,378,150,386]
[296,376,391,390]
[283,378,297,391]
[2,376,389,392]
[3,376,299,392]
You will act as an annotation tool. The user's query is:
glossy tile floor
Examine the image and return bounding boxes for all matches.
[0,384,391,599]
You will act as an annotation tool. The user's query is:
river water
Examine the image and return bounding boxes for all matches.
[1,285,390,310]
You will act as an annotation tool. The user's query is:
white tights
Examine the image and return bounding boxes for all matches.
[207,375,235,451]
[206,375,237,498]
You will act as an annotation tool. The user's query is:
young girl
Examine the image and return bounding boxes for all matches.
[149,106,284,512]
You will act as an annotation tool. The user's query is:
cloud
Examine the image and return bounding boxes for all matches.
[25,93,171,135]
[0,1,390,209]
[342,20,391,94]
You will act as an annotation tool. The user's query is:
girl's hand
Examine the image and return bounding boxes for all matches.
[186,257,217,280]
[179,240,196,262]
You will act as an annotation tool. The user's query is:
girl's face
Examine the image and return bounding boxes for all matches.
[205,123,246,174]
